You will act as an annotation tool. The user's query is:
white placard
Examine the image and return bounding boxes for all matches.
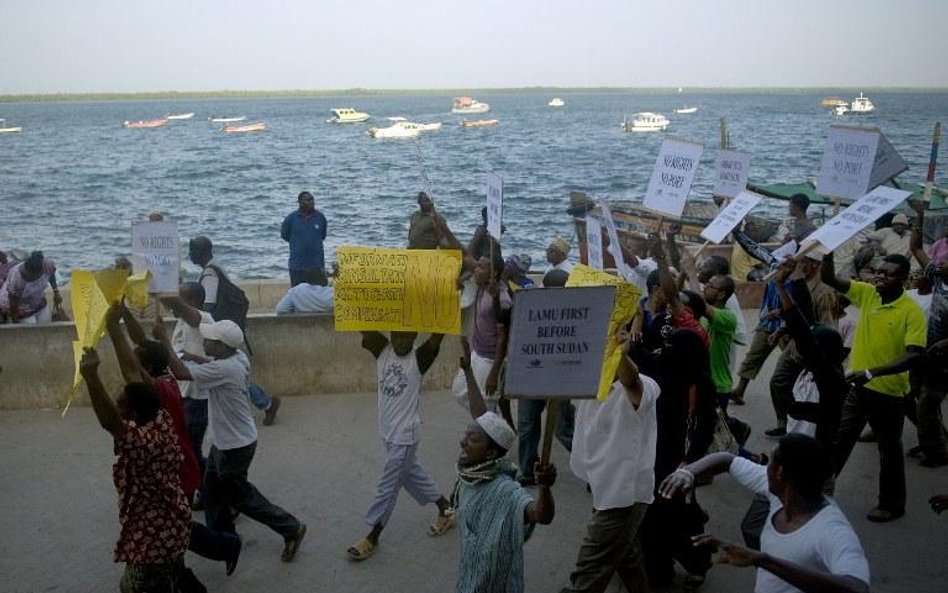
[643,138,704,218]
[713,149,752,198]
[131,221,180,293]
[816,126,880,200]
[869,131,909,189]
[586,217,604,270]
[700,190,763,244]
[504,286,615,398]
[485,172,503,241]
[599,202,626,273]
[805,186,912,250]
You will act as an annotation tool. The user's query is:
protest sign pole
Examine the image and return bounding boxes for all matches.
[692,240,712,259]
[720,117,728,150]
[760,241,822,282]
[539,399,560,465]
[923,122,942,203]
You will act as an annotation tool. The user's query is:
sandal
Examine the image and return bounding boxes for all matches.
[281,523,306,562]
[426,511,456,537]
[346,537,377,561]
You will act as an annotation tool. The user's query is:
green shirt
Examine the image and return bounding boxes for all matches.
[703,307,737,393]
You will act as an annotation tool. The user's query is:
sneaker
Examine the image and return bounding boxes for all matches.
[263,396,282,426]
[764,426,787,438]
[282,523,306,562]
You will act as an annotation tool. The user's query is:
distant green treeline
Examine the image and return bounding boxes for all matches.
[2,86,946,104]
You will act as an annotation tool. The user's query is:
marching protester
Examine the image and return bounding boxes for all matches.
[281,191,328,286]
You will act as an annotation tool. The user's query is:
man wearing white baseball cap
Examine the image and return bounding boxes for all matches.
[156,318,307,562]
[866,213,915,269]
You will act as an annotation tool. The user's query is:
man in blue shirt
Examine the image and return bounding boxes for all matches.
[281,191,328,286]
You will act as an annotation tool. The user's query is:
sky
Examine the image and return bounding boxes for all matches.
[2,0,947,94]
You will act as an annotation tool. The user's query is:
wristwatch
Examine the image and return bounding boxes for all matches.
[863,370,874,381]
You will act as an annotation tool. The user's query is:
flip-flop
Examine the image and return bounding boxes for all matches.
[346,538,377,561]
[426,511,456,537]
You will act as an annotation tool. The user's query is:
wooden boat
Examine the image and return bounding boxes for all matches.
[166,112,195,120]
[208,116,246,123]
[123,119,168,129]
[460,119,499,128]
[222,122,267,133]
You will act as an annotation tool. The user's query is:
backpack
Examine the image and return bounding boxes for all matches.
[202,264,249,330]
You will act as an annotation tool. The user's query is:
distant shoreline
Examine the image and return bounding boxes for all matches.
[2,86,947,104]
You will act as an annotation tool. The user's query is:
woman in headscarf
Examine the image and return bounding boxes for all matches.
[0,250,60,324]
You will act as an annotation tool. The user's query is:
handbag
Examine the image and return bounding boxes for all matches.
[707,407,739,455]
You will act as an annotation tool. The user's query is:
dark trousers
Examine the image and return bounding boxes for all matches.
[769,350,803,428]
[184,398,208,474]
[517,399,574,479]
[205,442,301,538]
[560,503,650,593]
[289,269,308,287]
[189,521,240,562]
[918,369,948,460]
[640,495,711,586]
[835,386,906,512]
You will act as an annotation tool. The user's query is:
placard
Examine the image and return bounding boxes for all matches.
[713,149,752,198]
[815,126,880,200]
[805,186,912,250]
[131,221,180,293]
[504,286,616,398]
[869,131,909,189]
[700,190,763,244]
[485,172,504,241]
[586,217,604,270]
[599,202,626,273]
[643,138,704,218]
[334,246,462,334]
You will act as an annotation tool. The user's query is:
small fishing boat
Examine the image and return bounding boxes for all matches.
[123,119,168,129]
[460,119,499,128]
[821,97,847,108]
[548,98,565,107]
[452,97,491,114]
[833,103,850,116]
[385,117,442,131]
[621,112,669,132]
[222,122,267,133]
[674,106,697,114]
[166,112,195,120]
[367,121,422,139]
[0,119,22,133]
[208,116,246,123]
[850,93,875,115]
[328,108,370,123]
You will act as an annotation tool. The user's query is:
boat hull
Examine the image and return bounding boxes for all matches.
[452,105,490,114]
[460,119,499,128]
[209,117,246,123]
[166,113,195,120]
[223,123,267,133]
[123,119,168,129]
[0,127,23,133]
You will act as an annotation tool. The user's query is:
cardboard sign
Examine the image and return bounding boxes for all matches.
[565,265,641,400]
[485,172,504,241]
[643,138,704,218]
[504,286,616,398]
[585,217,604,270]
[713,149,752,198]
[816,126,880,200]
[334,246,462,334]
[131,221,180,293]
[869,131,909,189]
[599,202,626,273]
[701,190,763,244]
[805,186,912,250]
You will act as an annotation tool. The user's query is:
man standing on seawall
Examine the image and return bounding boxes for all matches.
[281,191,328,286]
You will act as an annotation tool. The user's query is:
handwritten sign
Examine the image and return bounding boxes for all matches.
[505,286,616,398]
[334,246,462,334]
[816,126,880,200]
[485,172,504,241]
[586,217,604,270]
[806,186,912,250]
[566,265,641,400]
[713,149,752,198]
[643,138,704,218]
[701,190,763,244]
[599,202,626,273]
[131,221,180,293]
[869,131,909,189]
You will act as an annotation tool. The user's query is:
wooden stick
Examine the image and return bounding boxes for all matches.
[539,398,560,465]
[760,241,821,282]
[720,117,728,149]
[692,240,712,259]
[923,122,942,203]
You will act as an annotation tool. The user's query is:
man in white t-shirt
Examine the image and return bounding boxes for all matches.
[347,331,454,561]
[659,434,870,593]
[275,268,334,314]
[561,330,658,593]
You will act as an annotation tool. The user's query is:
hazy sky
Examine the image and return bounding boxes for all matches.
[3,0,946,94]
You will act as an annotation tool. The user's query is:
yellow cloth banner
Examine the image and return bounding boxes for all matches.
[566,265,641,400]
[334,247,462,334]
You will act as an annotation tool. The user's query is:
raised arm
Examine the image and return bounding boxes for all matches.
[360,331,389,359]
[151,316,194,381]
[416,333,445,375]
[79,348,125,436]
[459,337,488,419]
[616,327,643,407]
[524,463,556,525]
[159,295,203,328]
[649,233,682,314]
[908,200,931,269]
[106,304,149,384]
[820,251,851,295]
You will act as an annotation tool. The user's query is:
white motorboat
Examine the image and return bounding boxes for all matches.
[385,117,442,131]
[452,97,490,114]
[622,112,670,132]
[833,103,850,116]
[166,112,195,120]
[674,106,697,114]
[0,119,22,133]
[327,108,370,123]
[850,93,875,114]
[208,116,246,123]
[367,121,423,139]
[548,97,565,107]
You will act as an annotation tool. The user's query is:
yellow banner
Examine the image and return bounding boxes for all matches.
[334,247,462,334]
[566,265,641,400]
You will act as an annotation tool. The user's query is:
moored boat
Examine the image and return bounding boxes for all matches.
[548,98,565,107]
[821,97,847,108]
[452,97,491,114]
[367,121,422,139]
[850,93,875,115]
[123,118,168,129]
[166,112,195,120]
[222,122,267,133]
[833,103,850,116]
[460,119,499,128]
[208,116,246,123]
[0,119,22,133]
[622,112,669,132]
[674,106,697,114]
[327,108,371,123]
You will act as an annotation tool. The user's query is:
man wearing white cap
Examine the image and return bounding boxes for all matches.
[158,319,307,562]
[455,340,557,593]
[866,213,915,269]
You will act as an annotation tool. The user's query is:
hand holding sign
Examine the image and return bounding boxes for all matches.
[485,173,504,241]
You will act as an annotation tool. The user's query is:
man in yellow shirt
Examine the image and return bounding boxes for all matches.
[821,251,926,523]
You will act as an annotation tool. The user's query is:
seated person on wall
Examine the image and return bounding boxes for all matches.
[275,268,334,314]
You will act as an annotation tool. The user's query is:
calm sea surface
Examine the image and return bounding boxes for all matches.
[1,91,946,281]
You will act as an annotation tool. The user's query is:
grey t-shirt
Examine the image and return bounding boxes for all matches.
[186,350,257,450]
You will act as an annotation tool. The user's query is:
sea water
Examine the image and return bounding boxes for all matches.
[1,91,946,280]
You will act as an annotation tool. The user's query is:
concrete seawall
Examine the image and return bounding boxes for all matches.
[0,314,463,410]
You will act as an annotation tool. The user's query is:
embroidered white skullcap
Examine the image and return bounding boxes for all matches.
[475,412,516,451]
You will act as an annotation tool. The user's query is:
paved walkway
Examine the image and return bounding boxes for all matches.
[1,358,947,593]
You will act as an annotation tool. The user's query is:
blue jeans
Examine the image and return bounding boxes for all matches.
[248,383,271,410]
[517,399,575,479]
